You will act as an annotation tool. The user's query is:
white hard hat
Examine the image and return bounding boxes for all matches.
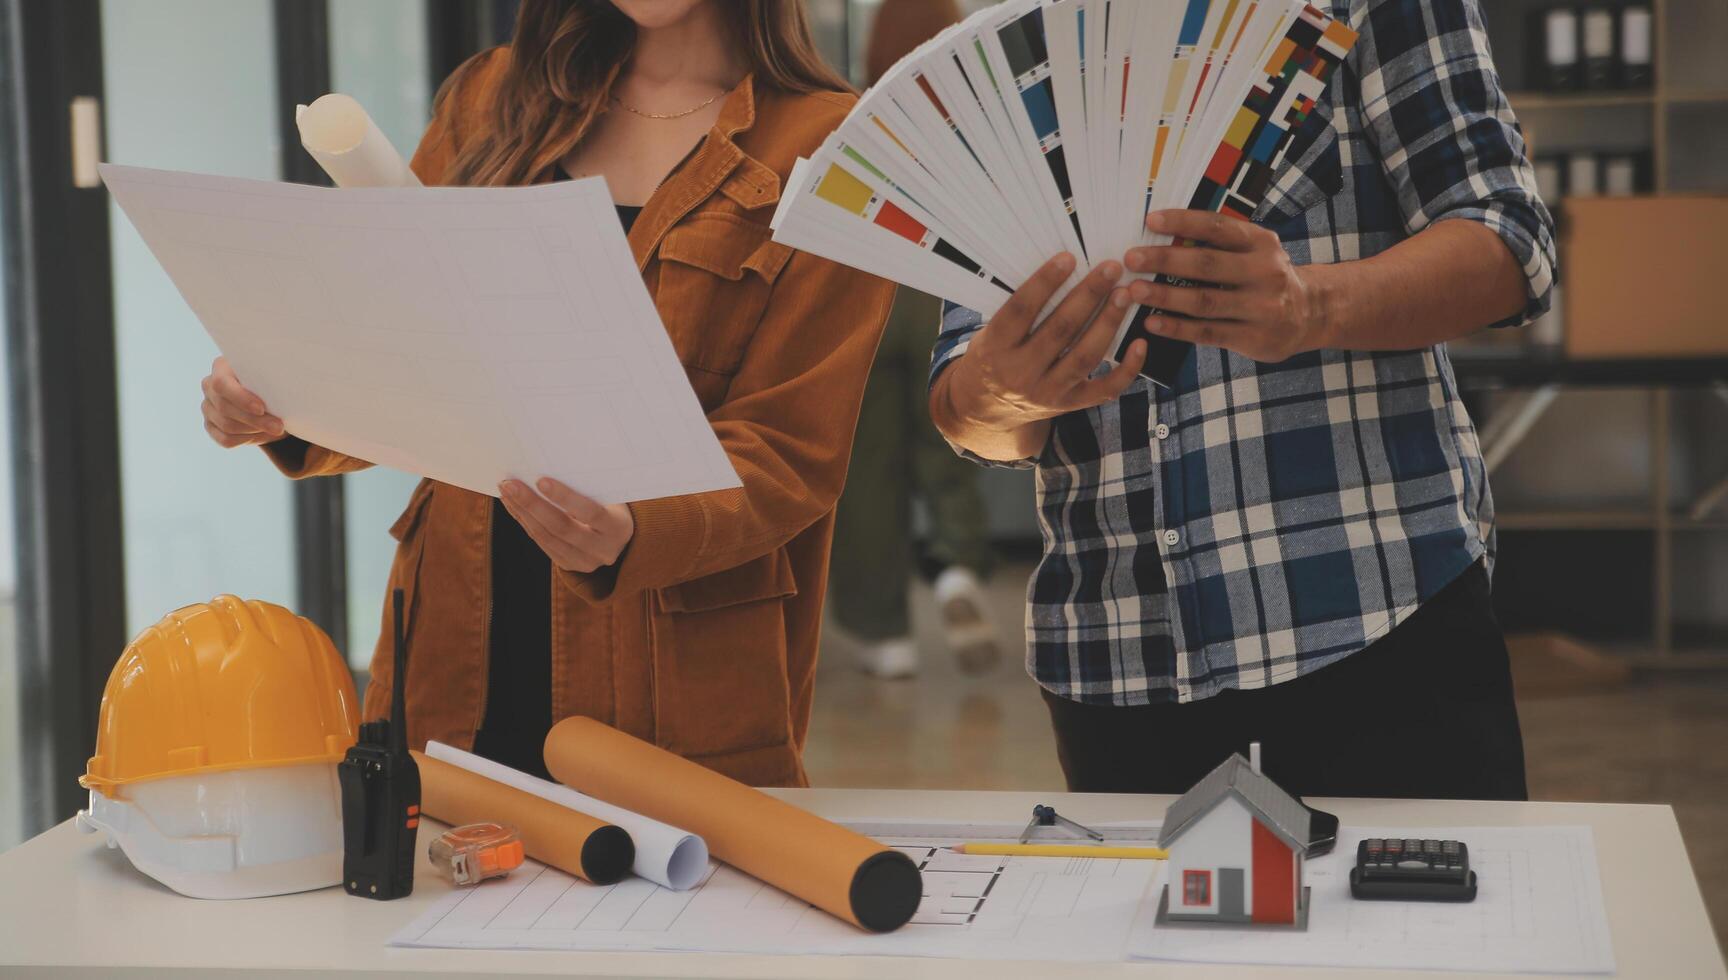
[77,763,345,899]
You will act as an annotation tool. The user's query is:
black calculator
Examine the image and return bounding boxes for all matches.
[1349,838,1477,902]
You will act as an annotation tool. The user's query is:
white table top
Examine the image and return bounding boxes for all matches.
[1,788,1721,979]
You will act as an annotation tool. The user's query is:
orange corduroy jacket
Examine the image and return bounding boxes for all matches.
[264,51,895,787]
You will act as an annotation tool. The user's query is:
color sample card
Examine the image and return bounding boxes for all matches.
[1113,3,1358,365]
[770,0,1359,386]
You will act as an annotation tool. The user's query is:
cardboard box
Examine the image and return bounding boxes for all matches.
[1562,195,1728,359]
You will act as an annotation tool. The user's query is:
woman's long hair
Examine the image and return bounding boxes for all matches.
[446,0,851,186]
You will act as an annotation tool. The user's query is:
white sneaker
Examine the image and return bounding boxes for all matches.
[856,637,920,680]
[933,566,1001,675]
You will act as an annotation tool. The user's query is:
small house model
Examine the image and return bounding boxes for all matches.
[1157,750,1312,929]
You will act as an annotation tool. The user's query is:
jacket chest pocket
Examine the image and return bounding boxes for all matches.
[654,213,793,410]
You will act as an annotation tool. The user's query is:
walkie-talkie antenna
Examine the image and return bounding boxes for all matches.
[389,588,408,757]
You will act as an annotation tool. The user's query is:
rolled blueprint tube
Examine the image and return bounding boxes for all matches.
[295,93,422,188]
[543,718,921,932]
[414,750,633,885]
[425,740,710,890]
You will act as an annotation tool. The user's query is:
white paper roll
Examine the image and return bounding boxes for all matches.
[295,94,422,189]
[424,741,710,891]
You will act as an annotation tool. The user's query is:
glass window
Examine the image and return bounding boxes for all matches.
[102,0,296,636]
[329,0,433,669]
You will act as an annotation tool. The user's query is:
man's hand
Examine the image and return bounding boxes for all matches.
[498,478,635,574]
[1124,210,1325,363]
[938,254,1148,452]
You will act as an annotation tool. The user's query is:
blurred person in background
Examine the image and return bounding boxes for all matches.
[828,0,1000,680]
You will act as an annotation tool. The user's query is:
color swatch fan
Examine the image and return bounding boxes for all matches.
[771,0,1357,387]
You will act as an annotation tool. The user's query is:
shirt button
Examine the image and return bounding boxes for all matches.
[1163,530,1180,547]
[1155,423,1171,440]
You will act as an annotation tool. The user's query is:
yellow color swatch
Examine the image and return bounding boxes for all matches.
[1211,0,1244,48]
[1225,106,1259,150]
[815,164,874,217]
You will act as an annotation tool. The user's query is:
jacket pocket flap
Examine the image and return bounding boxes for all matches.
[719,156,782,211]
[660,215,774,281]
[658,547,798,613]
[388,479,435,542]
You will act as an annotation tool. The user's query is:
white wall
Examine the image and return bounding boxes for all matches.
[1166,794,1253,916]
[102,0,296,636]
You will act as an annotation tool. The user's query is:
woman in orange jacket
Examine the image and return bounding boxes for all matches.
[198,0,895,787]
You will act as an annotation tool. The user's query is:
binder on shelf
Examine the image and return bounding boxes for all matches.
[1534,7,1581,91]
[1533,157,1566,207]
[1566,153,1603,199]
[1601,152,1648,196]
[1619,5,1654,89]
[1580,5,1617,90]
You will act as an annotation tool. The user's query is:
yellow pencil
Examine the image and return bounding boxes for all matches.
[951,843,1168,859]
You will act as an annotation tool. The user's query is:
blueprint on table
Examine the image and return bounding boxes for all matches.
[391,820,1164,961]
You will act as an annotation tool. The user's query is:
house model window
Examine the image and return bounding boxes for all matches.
[1157,750,1313,930]
[1183,870,1211,905]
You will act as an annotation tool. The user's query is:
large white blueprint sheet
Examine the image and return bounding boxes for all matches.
[391,821,1164,961]
[1131,825,1616,974]
[100,164,739,504]
[395,819,1616,970]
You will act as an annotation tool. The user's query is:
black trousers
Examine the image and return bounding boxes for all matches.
[1042,562,1528,800]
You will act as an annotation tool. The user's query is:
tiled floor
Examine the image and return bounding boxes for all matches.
[805,564,1728,948]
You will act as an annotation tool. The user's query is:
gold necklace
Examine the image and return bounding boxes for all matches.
[610,91,724,120]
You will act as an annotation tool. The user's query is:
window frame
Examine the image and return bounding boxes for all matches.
[1182,869,1212,906]
[0,0,127,837]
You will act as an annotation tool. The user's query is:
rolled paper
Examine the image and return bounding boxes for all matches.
[543,718,922,932]
[425,740,711,891]
[295,93,422,188]
[413,750,633,885]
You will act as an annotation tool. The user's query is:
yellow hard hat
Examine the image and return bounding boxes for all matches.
[82,596,359,795]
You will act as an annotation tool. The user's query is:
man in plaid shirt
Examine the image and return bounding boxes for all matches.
[929,0,1555,800]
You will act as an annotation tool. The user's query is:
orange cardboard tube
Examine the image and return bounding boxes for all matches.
[414,750,634,885]
[543,718,921,932]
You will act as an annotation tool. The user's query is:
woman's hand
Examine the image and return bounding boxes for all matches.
[201,356,286,448]
[1123,210,1325,363]
[498,478,636,574]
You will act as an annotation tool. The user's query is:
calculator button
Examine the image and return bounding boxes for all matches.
[1424,839,1441,854]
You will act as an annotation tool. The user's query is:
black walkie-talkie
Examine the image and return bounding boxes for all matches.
[338,588,421,900]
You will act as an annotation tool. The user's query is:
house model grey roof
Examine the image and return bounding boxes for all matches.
[1158,753,1311,852]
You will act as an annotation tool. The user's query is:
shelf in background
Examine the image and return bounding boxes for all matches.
[1507,90,1654,110]
[1497,510,1728,532]
[1664,89,1728,105]
[1506,89,1728,111]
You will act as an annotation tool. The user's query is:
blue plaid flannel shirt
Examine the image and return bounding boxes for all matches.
[930,0,1556,706]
